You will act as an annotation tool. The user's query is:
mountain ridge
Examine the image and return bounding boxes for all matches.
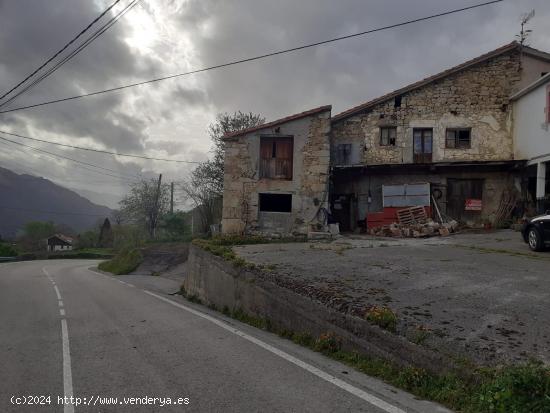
[0,166,113,239]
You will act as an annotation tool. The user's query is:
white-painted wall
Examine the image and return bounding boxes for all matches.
[513,81,550,163]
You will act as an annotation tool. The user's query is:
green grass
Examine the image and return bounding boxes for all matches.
[97,248,143,275]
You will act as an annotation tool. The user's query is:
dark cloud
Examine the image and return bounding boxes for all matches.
[0,0,549,208]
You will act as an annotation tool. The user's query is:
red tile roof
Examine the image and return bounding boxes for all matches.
[223,105,332,139]
[332,42,550,122]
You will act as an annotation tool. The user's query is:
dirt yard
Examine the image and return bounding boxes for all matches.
[234,230,550,366]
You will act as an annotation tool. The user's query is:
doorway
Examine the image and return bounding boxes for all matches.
[447,179,484,222]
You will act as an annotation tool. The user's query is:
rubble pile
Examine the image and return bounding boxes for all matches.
[368,219,459,238]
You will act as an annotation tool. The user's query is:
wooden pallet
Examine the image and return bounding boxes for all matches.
[396,206,427,225]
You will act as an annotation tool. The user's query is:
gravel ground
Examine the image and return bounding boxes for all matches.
[234,230,550,366]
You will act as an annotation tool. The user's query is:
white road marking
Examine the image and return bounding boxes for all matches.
[143,290,406,413]
[61,319,75,413]
[53,285,62,300]
[42,266,74,413]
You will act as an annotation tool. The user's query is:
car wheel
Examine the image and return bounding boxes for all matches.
[527,228,544,251]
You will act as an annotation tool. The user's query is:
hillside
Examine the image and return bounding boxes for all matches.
[0,167,113,239]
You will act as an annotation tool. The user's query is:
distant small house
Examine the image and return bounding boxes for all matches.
[46,234,73,252]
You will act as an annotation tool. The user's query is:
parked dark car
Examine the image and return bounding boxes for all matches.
[522,212,550,251]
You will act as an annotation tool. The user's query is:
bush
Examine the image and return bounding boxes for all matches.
[98,249,143,275]
[0,243,18,257]
[112,225,146,252]
[365,306,398,332]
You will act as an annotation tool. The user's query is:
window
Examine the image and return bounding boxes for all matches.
[335,144,352,165]
[546,85,550,124]
[413,128,433,163]
[260,136,293,180]
[394,95,402,108]
[446,128,471,149]
[380,127,397,146]
[259,193,292,213]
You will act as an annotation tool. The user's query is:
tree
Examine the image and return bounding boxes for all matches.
[159,211,190,239]
[98,218,114,248]
[18,221,56,251]
[119,178,170,238]
[198,111,265,196]
[181,112,264,232]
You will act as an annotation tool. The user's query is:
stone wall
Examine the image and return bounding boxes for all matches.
[184,244,457,375]
[332,52,526,165]
[222,109,331,235]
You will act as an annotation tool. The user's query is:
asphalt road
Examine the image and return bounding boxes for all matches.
[0,260,451,413]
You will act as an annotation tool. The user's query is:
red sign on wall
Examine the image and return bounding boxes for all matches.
[465,199,482,211]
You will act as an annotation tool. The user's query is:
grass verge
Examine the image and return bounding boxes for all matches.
[98,248,143,275]
[180,290,550,413]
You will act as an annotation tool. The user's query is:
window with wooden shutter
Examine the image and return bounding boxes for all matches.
[259,136,293,180]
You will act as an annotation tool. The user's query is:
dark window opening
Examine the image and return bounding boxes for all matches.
[335,143,352,164]
[380,127,397,146]
[446,128,471,149]
[260,136,293,180]
[259,193,292,213]
[394,95,402,108]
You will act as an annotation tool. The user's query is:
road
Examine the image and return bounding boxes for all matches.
[0,260,450,413]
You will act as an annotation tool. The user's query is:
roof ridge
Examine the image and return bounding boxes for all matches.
[332,41,522,122]
[223,105,331,139]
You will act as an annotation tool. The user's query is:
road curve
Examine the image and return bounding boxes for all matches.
[0,260,451,413]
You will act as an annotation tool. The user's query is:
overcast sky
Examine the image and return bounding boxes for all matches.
[0,0,549,208]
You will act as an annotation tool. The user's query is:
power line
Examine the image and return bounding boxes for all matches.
[0,0,140,109]
[0,0,504,115]
[0,129,201,164]
[0,0,122,105]
[0,141,133,185]
[0,134,140,181]
[0,205,110,217]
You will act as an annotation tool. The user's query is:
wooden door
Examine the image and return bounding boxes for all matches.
[447,179,483,222]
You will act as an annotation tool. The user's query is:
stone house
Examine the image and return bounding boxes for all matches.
[330,42,550,230]
[221,42,550,235]
[511,72,550,214]
[221,106,331,235]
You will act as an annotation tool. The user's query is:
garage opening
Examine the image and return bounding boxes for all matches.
[259,193,292,213]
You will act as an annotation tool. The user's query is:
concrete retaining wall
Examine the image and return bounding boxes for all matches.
[184,244,458,375]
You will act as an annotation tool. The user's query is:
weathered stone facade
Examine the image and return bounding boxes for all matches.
[329,45,550,226]
[331,52,526,165]
[222,107,331,235]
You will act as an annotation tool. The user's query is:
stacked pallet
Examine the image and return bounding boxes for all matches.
[368,206,458,238]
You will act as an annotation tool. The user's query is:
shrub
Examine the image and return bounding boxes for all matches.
[365,306,398,332]
[0,243,18,257]
[98,248,143,275]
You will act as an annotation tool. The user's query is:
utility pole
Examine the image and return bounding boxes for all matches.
[170,182,174,214]
[151,173,162,238]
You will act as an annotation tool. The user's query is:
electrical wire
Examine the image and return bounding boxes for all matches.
[0,0,141,108]
[0,0,504,115]
[0,134,140,181]
[0,129,201,164]
[0,0,122,104]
